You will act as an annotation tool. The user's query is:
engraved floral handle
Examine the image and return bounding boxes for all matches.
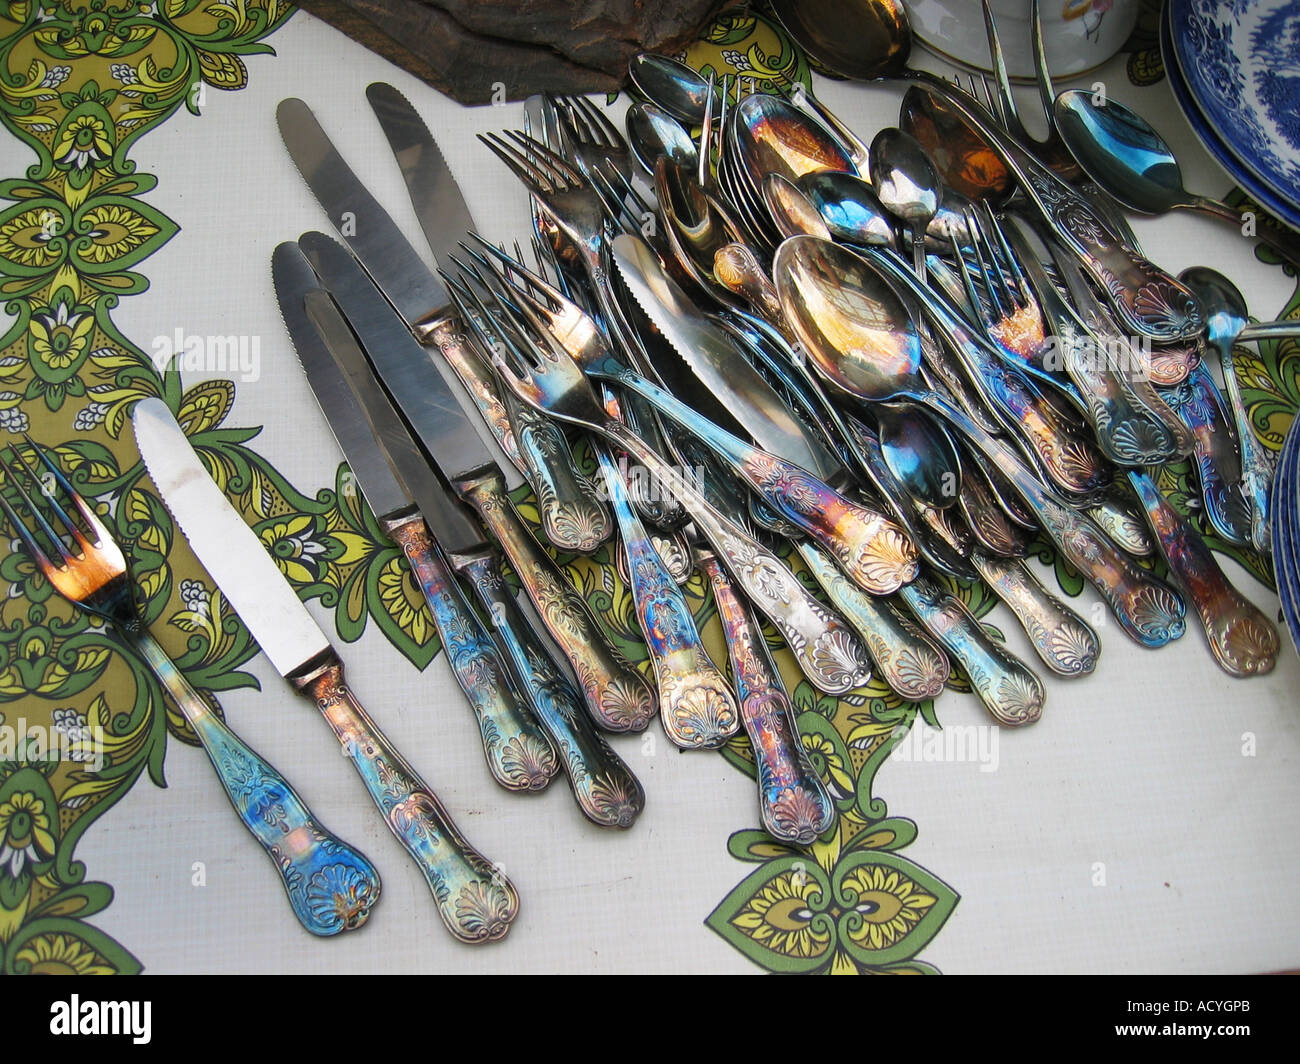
[385,516,560,791]
[457,468,657,732]
[128,630,381,937]
[289,650,519,944]
[600,417,874,695]
[1212,338,1274,555]
[897,576,1047,726]
[922,391,1188,648]
[613,370,921,594]
[1158,364,1252,546]
[696,549,836,845]
[453,552,646,828]
[1128,472,1279,677]
[913,77,1204,343]
[598,447,739,748]
[969,551,1100,676]
[795,541,950,702]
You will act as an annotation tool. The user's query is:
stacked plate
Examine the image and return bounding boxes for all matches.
[1164,0,1300,232]
[1272,414,1300,660]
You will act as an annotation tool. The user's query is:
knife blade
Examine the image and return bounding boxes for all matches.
[279,247,643,827]
[610,232,842,482]
[279,93,611,555]
[132,397,520,944]
[297,230,657,735]
[274,242,559,795]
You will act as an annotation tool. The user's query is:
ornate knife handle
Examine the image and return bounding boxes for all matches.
[598,447,739,749]
[897,576,1046,727]
[454,551,646,828]
[795,541,950,702]
[601,417,874,696]
[697,550,836,846]
[459,468,657,733]
[129,630,380,937]
[289,649,519,944]
[914,77,1203,343]
[970,551,1100,677]
[924,391,1188,649]
[385,516,560,792]
[1158,364,1252,547]
[616,370,921,594]
[1128,472,1278,678]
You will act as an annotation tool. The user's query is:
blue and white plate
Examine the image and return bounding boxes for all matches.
[1161,2,1300,233]
[1168,0,1300,217]
[1270,411,1300,661]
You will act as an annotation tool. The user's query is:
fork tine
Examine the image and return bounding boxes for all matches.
[23,435,114,552]
[574,95,622,150]
[465,234,569,308]
[947,219,990,328]
[1,446,74,566]
[979,204,1030,310]
[478,132,555,194]
[0,486,55,575]
[503,129,583,187]
[966,206,1014,316]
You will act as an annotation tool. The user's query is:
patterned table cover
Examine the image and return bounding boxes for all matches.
[0,0,1296,975]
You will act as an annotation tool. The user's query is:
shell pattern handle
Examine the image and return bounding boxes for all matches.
[289,651,519,944]
[697,550,836,845]
[602,416,874,696]
[459,468,657,732]
[897,576,1047,727]
[924,391,1188,648]
[129,629,380,937]
[1158,363,1252,546]
[1128,472,1279,677]
[614,370,921,595]
[454,552,646,828]
[598,447,739,749]
[385,517,560,792]
[504,387,613,554]
[1214,339,1275,554]
[1086,487,1155,557]
[795,541,950,702]
[913,77,1204,343]
[970,551,1101,676]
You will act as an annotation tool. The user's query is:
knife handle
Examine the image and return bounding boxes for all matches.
[1128,472,1279,678]
[386,517,560,792]
[129,629,381,937]
[454,552,646,828]
[696,551,836,846]
[290,651,519,944]
[898,576,1046,727]
[460,470,657,734]
[598,447,740,749]
[505,389,613,554]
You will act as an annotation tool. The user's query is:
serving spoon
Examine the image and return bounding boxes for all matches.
[774,234,1187,648]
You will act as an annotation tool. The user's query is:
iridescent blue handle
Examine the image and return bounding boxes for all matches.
[598,446,739,749]
[130,630,380,937]
[455,552,646,828]
[290,651,518,944]
[386,516,559,792]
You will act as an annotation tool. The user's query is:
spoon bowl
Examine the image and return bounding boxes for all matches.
[799,170,896,246]
[762,172,831,240]
[626,102,697,175]
[732,94,857,193]
[767,0,912,80]
[629,53,718,125]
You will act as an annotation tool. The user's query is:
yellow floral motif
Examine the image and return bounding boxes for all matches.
[75,203,158,264]
[0,208,64,269]
[53,113,112,171]
[15,933,115,975]
[376,556,432,647]
[841,864,937,952]
[0,792,57,879]
[259,514,327,585]
[29,299,94,369]
[730,870,831,959]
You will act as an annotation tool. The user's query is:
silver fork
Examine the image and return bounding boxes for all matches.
[0,437,380,936]
[552,93,636,187]
[461,280,875,696]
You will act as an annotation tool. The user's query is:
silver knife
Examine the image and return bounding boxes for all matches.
[274,242,559,794]
[282,251,645,827]
[297,230,657,736]
[610,232,843,483]
[279,92,611,556]
[132,398,520,945]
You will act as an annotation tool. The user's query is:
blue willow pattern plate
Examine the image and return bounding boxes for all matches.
[1169,0,1300,213]
[1161,1,1300,231]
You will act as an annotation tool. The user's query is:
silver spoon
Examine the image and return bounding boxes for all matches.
[625,101,697,175]
[628,53,718,125]
[870,127,939,279]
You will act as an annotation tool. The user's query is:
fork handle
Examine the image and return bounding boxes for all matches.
[600,417,874,696]
[385,515,560,793]
[129,630,380,937]
[458,468,657,733]
[452,550,646,828]
[289,649,519,944]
